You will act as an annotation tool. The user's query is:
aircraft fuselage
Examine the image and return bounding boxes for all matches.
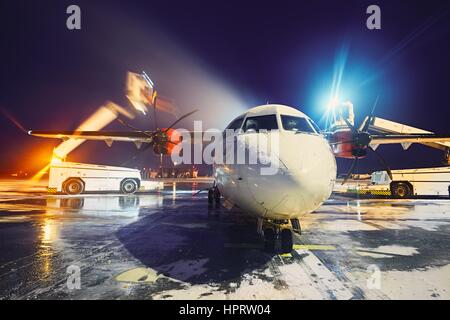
[214,104,337,220]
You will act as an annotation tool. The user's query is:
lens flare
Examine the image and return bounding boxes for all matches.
[319,45,350,130]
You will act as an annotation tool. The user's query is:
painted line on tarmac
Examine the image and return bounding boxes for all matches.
[223,243,337,251]
[115,267,161,283]
[359,220,383,230]
[293,244,337,251]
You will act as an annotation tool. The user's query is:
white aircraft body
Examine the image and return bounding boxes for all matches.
[214,104,336,220]
[210,104,337,252]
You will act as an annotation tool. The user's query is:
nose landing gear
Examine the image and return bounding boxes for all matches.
[258,218,298,254]
[290,218,302,235]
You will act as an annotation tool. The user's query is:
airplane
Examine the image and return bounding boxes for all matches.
[27,71,450,253]
[28,102,450,254]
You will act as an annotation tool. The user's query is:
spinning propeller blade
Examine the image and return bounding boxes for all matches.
[338,96,394,184]
[360,95,379,132]
[164,109,198,133]
[342,156,359,185]
[368,146,393,180]
[121,143,154,165]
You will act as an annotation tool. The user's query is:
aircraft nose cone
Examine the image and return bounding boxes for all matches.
[243,133,336,219]
[270,134,336,217]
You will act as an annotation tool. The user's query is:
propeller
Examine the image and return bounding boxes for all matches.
[163,109,198,133]
[342,155,359,185]
[338,96,393,184]
[149,108,197,155]
[117,118,149,134]
[118,109,198,163]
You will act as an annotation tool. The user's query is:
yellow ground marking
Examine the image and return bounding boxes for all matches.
[293,244,336,251]
[345,189,391,196]
[279,253,292,258]
[223,243,336,251]
[115,267,160,283]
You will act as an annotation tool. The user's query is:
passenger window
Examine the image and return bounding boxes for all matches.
[243,115,278,132]
[281,115,316,133]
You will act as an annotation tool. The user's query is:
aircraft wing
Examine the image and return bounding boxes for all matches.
[28,130,154,143]
[361,116,450,151]
[371,134,450,145]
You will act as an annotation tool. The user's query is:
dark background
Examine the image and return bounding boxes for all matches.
[1,0,450,175]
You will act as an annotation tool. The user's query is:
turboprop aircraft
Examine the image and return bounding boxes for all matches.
[27,73,450,253]
[28,102,450,253]
[29,104,336,253]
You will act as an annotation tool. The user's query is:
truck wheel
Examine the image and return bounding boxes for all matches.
[121,179,138,194]
[64,179,84,195]
[391,182,412,198]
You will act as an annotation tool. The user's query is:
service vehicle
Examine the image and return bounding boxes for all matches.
[48,162,163,195]
[372,166,450,198]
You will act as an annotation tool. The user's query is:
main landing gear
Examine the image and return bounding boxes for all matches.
[257,218,301,254]
[208,186,221,206]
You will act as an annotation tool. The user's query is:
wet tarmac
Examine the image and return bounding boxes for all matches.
[0,180,449,300]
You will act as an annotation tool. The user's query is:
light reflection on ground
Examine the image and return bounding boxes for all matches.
[0,179,449,299]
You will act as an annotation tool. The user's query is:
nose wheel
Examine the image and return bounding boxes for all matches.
[259,219,296,254]
[280,229,293,253]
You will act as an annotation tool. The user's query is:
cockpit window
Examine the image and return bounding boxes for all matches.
[243,114,278,132]
[308,119,321,133]
[281,115,317,133]
[226,116,244,130]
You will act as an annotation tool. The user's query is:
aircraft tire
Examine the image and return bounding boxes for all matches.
[264,228,276,252]
[208,188,214,204]
[281,229,293,254]
[214,187,221,204]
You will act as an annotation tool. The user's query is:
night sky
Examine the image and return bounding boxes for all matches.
[1,0,450,175]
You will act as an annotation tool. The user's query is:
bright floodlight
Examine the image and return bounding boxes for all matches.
[50,154,63,164]
[327,97,340,110]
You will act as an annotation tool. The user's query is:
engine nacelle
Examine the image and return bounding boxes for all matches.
[152,128,181,155]
[329,129,367,159]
